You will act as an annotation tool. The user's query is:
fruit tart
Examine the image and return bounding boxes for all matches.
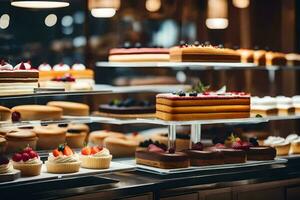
[45,144,81,174]
[80,146,112,169]
[12,146,42,176]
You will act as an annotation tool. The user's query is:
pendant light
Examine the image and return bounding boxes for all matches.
[89,0,120,18]
[232,0,250,9]
[11,0,70,9]
[206,0,229,29]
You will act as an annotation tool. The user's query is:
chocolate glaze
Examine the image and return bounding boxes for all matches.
[246,146,276,161]
[135,150,188,162]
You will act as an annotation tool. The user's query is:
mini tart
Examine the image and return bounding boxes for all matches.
[0,136,7,154]
[47,101,89,116]
[66,131,87,148]
[272,143,291,156]
[45,161,81,174]
[88,130,125,146]
[290,140,300,154]
[104,137,139,157]
[11,105,63,121]
[12,161,42,177]
[0,106,11,121]
[33,126,66,150]
[80,149,112,169]
[6,130,37,153]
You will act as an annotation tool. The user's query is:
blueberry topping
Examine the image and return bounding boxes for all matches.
[189,91,198,97]
[123,98,136,107]
[179,40,186,47]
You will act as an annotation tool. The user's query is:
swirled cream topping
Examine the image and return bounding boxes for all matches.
[38,63,52,71]
[0,163,12,174]
[13,157,42,165]
[14,62,32,70]
[48,153,79,163]
[286,134,299,143]
[0,61,13,70]
[72,63,86,71]
[53,63,70,71]
[264,136,289,147]
[92,148,111,157]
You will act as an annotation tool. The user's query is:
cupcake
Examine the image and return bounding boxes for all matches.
[33,125,66,150]
[45,144,81,174]
[80,146,112,169]
[11,146,42,176]
[88,130,125,146]
[65,124,89,148]
[0,154,13,175]
[264,136,290,156]
[6,130,37,153]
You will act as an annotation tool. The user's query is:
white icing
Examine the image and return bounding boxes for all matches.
[0,62,13,70]
[53,63,70,71]
[292,96,300,107]
[14,62,31,70]
[48,153,79,163]
[286,134,299,143]
[38,63,52,71]
[0,163,12,174]
[72,63,86,71]
[264,136,286,146]
[276,96,293,109]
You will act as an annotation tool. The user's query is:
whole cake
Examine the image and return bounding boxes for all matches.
[0,61,39,96]
[98,98,155,118]
[109,48,169,62]
[169,44,240,62]
[156,91,251,121]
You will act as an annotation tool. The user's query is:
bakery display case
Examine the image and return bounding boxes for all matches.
[2,0,300,199]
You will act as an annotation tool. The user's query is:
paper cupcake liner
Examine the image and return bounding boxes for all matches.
[80,155,112,169]
[45,161,81,174]
[12,162,42,177]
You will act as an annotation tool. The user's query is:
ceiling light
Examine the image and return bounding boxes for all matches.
[0,14,10,29]
[145,0,161,12]
[91,8,116,18]
[206,0,228,29]
[45,14,57,27]
[232,0,250,8]
[88,0,121,10]
[11,0,69,9]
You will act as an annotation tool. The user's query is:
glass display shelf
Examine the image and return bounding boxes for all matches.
[1,114,300,128]
[0,84,191,100]
[96,61,300,71]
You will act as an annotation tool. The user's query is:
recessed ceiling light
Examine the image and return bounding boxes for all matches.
[11,0,69,9]
[91,8,116,18]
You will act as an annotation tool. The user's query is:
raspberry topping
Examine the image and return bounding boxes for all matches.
[11,111,21,122]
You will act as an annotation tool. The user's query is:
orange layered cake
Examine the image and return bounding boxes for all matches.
[156,91,250,121]
[169,45,240,62]
[237,49,254,63]
[38,63,94,91]
[0,61,39,95]
[108,48,170,62]
[265,52,287,66]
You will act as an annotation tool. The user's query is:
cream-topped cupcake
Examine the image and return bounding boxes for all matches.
[45,144,80,173]
[11,146,42,176]
[0,155,13,174]
[80,146,112,169]
[264,136,290,156]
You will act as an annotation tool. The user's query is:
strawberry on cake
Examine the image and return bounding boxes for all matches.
[80,146,112,169]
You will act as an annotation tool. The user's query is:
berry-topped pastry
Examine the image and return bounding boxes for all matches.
[38,63,52,71]
[11,146,42,176]
[14,61,32,70]
[98,98,155,118]
[0,155,13,175]
[80,146,112,169]
[53,63,70,71]
[0,60,13,70]
[45,144,81,174]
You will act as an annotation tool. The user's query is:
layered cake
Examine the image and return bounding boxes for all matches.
[251,96,278,116]
[109,47,170,62]
[39,62,94,91]
[286,53,300,66]
[169,44,240,62]
[237,49,254,63]
[156,91,250,121]
[0,61,39,96]
[98,98,155,118]
[136,144,189,169]
[292,96,300,113]
[253,50,267,66]
[265,52,287,66]
[275,96,295,115]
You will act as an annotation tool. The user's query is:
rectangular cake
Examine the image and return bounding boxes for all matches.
[169,45,241,62]
[108,48,170,62]
[156,92,251,121]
